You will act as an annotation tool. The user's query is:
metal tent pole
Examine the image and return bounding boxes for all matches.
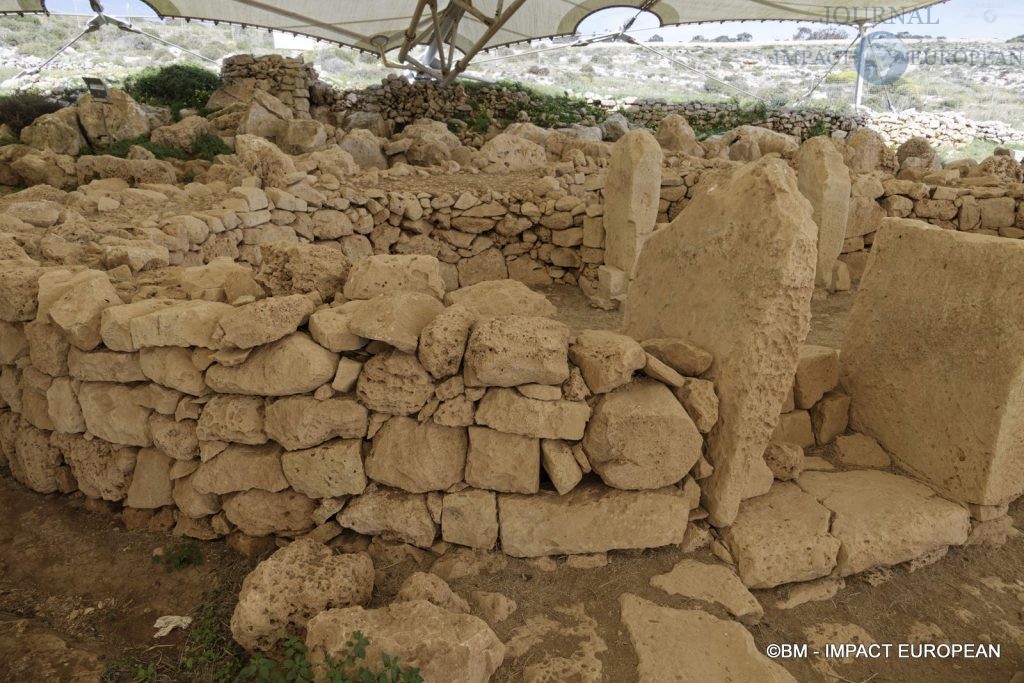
[854,23,869,109]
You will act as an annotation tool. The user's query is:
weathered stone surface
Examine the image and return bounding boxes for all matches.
[337,485,436,548]
[763,442,804,481]
[365,417,467,493]
[256,241,350,298]
[498,482,689,557]
[191,443,288,495]
[418,303,475,379]
[583,380,702,490]
[796,137,851,288]
[306,600,504,683]
[672,377,718,433]
[52,432,135,501]
[173,474,221,518]
[394,573,470,615]
[620,594,794,683]
[464,316,570,387]
[308,302,366,352]
[197,395,266,444]
[37,269,120,351]
[464,426,539,494]
[67,348,145,383]
[655,113,704,156]
[722,483,840,589]
[125,448,174,509]
[216,295,316,349]
[624,158,817,527]
[206,333,338,396]
[347,292,444,354]
[832,433,891,468]
[841,223,1024,505]
[343,254,445,300]
[78,382,152,446]
[356,349,433,415]
[264,396,367,450]
[282,439,367,498]
[475,388,590,440]
[444,280,556,319]
[45,377,85,434]
[772,411,814,449]
[793,345,839,410]
[568,330,646,394]
[0,265,46,322]
[798,470,969,576]
[139,347,207,396]
[604,130,663,276]
[130,300,235,350]
[223,489,316,537]
[24,320,69,377]
[10,424,62,493]
[231,538,373,652]
[540,439,583,495]
[442,488,499,549]
[810,391,849,445]
[100,299,178,352]
[651,559,763,624]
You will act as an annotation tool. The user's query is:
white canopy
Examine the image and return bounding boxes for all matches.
[2,1,949,80]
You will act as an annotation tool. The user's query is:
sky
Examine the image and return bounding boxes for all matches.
[39,0,1024,42]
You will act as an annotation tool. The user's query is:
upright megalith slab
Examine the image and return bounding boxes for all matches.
[796,137,851,289]
[603,129,663,278]
[841,221,1024,506]
[624,158,817,527]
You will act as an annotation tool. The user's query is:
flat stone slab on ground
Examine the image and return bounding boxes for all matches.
[650,559,763,624]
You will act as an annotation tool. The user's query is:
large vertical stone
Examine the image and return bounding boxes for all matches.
[841,221,1024,505]
[796,137,851,289]
[603,129,663,277]
[624,158,817,527]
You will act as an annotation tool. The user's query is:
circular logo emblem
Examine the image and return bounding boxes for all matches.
[855,31,909,86]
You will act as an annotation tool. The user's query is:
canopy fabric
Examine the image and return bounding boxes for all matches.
[1,0,949,80]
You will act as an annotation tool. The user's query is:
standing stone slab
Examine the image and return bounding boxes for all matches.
[498,482,689,557]
[624,158,817,527]
[796,137,851,289]
[841,222,1024,506]
[603,129,663,277]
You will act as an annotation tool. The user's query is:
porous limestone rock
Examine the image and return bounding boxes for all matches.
[52,432,135,501]
[130,300,235,350]
[475,388,590,440]
[624,158,817,527]
[796,137,851,288]
[810,391,850,445]
[651,559,764,625]
[672,377,719,434]
[206,333,338,396]
[139,347,207,396]
[196,395,266,445]
[540,439,583,495]
[306,600,504,683]
[191,443,288,495]
[343,254,445,300]
[124,448,174,509]
[256,242,350,298]
[763,442,804,481]
[603,129,663,276]
[37,269,120,351]
[620,595,795,683]
[365,417,467,493]
[264,396,367,450]
[798,470,970,575]
[841,222,1024,505]
[10,424,62,493]
[78,382,152,447]
[640,338,712,376]
[793,345,839,410]
[418,303,474,379]
[498,482,689,557]
[347,292,444,354]
[356,349,434,416]
[464,426,539,494]
[722,483,840,589]
[222,488,317,537]
[100,299,179,352]
[464,316,570,387]
[654,113,704,156]
[281,439,367,498]
[583,380,702,490]
[216,295,317,349]
[442,488,499,550]
[444,280,557,319]
[67,348,145,383]
[337,485,436,548]
[569,330,647,394]
[394,572,470,614]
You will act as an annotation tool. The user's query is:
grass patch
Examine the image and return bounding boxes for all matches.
[80,132,230,162]
[154,540,204,572]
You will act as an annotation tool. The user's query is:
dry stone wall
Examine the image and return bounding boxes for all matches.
[219,54,318,119]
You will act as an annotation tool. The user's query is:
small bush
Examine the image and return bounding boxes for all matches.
[237,633,423,683]
[124,63,219,116]
[0,92,64,134]
[81,132,230,162]
[153,540,204,571]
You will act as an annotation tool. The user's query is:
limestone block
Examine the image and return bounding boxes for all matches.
[356,349,434,415]
[223,488,316,537]
[810,391,850,445]
[793,345,839,409]
[52,432,135,501]
[475,388,590,440]
[568,330,646,394]
[464,316,570,387]
[264,396,367,450]
[442,488,499,549]
[139,347,207,396]
[191,443,288,495]
[197,395,266,444]
[281,439,367,498]
[130,300,235,350]
[67,348,145,383]
[624,158,817,526]
[100,299,178,351]
[337,485,436,548]
[216,294,316,349]
[840,222,1024,505]
[125,448,174,509]
[796,137,851,288]
[37,269,120,351]
[343,254,445,300]
[498,482,689,557]
[540,439,583,495]
[206,333,338,396]
[464,426,539,494]
[444,280,556,319]
[365,417,467,493]
[418,303,474,379]
[78,382,152,447]
[583,380,702,490]
[603,130,663,276]
[347,292,444,354]
[771,411,814,449]
[640,338,713,376]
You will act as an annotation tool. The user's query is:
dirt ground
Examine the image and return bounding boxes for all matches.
[2,284,1022,682]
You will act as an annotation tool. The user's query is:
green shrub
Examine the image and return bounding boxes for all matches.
[0,92,64,134]
[154,540,204,571]
[124,63,219,116]
[238,633,423,683]
[81,132,230,162]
